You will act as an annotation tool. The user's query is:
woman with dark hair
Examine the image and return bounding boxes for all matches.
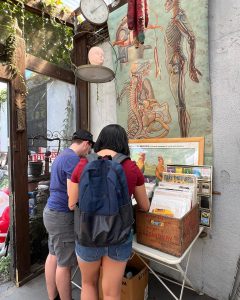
[68,124,150,300]
[93,124,130,156]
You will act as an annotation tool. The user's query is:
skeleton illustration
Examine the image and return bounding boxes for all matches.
[164,0,202,137]
[118,61,171,139]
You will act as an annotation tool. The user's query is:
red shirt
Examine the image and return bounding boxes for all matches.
[71,158,144,196]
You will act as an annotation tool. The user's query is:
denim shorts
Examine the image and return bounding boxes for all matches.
[75,231,133,262]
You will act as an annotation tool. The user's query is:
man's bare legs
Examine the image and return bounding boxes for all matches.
[45,254,58,300]
[56,266,72,300]
[45,254,72,300]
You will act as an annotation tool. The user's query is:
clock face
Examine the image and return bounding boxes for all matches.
[80,0,109,25]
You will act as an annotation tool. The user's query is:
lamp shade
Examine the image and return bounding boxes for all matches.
[75,65,115,83]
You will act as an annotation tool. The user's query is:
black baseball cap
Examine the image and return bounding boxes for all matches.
[72,129,95,146]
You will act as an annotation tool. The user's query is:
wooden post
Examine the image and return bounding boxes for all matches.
[73,34,89,130]
[9,28,31,284]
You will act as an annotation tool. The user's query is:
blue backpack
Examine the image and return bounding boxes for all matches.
[74,153,134,247]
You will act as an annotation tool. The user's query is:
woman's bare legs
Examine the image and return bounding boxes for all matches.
[101,256,127,300]
[78,255,127,300]
[77,258,101,300]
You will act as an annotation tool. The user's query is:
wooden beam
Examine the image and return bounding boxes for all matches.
[0,65,11,80]
[26,54,75,84]
[108,0,128,13]
[8,0,74,27]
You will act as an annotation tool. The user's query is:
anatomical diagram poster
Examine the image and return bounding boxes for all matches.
[108,0,212,163]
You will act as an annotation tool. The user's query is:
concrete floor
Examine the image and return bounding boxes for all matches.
[0,272,216,300]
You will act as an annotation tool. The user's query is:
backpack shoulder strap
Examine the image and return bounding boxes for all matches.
[86,153,99,162]
[113,153,130,164]
[87,153,129,164]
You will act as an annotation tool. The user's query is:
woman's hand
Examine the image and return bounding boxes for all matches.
[67,179,79,210]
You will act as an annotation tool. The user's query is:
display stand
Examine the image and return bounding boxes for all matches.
[132,227,204,300]
[166,165,213,228]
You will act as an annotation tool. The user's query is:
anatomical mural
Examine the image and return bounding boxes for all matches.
[108,0,212,163]
[118,59,172,139]
[164,0,202,138]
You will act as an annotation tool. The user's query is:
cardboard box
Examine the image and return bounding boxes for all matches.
[136,204,199,257]
[99,254,148,300]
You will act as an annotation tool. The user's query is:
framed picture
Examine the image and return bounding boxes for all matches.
[129,137,204,180]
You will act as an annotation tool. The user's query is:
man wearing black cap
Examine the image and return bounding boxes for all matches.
[43,129,94,300]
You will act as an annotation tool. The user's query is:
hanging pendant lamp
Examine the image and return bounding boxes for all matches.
[75,46,115,83]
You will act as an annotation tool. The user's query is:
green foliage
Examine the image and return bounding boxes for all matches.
[4,33,18,78]
[0,89,7,107]
[43,0,63,7]
[0,255,11,282]
[0,176,9,189]
[24,10,74,68]
[61,97,74,148]
[0,0,74,69]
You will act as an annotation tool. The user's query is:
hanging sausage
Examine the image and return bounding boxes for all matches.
[127,0,149,47]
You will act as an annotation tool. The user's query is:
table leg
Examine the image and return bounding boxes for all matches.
[178,248,192,300]
[135,252,179,300]
[176,249,202,296]
[71,266,82,290]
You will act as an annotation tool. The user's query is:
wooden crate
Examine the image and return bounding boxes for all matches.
[136,205,199,257]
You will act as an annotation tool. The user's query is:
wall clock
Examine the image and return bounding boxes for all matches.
[80,0,109,26]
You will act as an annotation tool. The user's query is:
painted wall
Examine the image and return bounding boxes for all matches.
[90,1,240,299]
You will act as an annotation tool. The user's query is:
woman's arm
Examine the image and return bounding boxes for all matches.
[67,179,79,210]
[133,184,150,212]
[68,159,87,210]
